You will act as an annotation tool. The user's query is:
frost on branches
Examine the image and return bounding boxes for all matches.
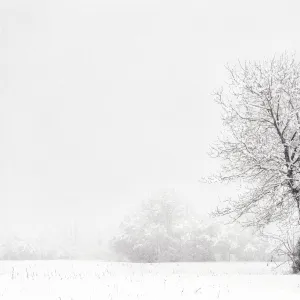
[210,53,300,229]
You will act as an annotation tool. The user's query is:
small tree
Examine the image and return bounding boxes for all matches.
[112,191,215,262]
[262,221,300,272]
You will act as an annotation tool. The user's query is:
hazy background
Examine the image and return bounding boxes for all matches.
[0,0,299,247]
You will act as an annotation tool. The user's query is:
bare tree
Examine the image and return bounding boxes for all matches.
[210,53,300,229]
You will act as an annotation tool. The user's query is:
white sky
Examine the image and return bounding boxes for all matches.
[0,0,299,238]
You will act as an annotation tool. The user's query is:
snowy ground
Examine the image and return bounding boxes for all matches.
[0,261,299,299]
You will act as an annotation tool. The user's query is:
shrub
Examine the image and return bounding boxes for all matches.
[292,238,300,274]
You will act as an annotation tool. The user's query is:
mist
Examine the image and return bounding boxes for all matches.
[1,0,299,257]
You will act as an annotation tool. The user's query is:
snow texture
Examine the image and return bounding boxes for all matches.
[0,261,298,299]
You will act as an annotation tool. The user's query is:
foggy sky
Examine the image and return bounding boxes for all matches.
[0,0,299,240]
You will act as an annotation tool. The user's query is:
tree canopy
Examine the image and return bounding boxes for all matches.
[210,53,300,229]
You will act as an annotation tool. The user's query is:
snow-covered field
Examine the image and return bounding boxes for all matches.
[0,261,298,299]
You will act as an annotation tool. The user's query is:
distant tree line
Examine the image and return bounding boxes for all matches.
[0,229,114,261]
[0,192,290,263]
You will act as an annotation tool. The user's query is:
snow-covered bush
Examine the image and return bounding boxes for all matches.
[111,191,215,262]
